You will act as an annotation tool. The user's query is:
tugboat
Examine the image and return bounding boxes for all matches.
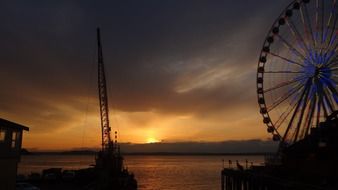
[93,28,137,190]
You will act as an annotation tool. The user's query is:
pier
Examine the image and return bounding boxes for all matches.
[221,168,323,190]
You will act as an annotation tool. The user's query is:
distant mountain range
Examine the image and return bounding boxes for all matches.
[23,139,278,155]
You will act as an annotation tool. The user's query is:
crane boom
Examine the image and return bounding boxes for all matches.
[97,27,112,152]
[94,28,137,190]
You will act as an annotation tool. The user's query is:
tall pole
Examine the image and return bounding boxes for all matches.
[97,27,112,152]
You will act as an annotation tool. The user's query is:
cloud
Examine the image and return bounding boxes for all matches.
[0,0,288,149]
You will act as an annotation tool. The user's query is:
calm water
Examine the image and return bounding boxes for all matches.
[18,155,264,190]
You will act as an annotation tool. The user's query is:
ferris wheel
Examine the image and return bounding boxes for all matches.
[257,0,337,148]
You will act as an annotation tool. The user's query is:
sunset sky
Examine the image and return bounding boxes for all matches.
[0,1,288,150]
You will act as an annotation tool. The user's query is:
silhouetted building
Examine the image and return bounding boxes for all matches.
[0,118,29,190]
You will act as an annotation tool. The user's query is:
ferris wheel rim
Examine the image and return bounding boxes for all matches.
[256,0,338,146]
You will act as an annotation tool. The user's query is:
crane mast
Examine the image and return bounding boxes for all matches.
[97,28,112,152]
[94,28,137,190]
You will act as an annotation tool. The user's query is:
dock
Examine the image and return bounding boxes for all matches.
[221,168,324,190]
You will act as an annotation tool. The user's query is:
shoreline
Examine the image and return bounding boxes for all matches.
[22,151,273,156]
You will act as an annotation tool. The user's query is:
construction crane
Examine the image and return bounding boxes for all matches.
[97,27,112,153]
[94,28,137,190]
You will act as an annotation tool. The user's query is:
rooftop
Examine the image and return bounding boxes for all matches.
[0,118,29,131]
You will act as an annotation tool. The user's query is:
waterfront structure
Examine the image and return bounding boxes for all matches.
[0,118,29,190]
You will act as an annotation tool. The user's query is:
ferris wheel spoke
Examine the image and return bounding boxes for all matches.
[323,88,334,112]
[314,94,321,128]
[326,19,337,50]
[329,67,338,71]
[316,80,331,118]
[324,53,338,66]
[302,93,317,138]
[324,54,338,67]
[316,83,330,124]
[322,96,329,118]
[324,0,337,48]
[286,19,311,54]
[315,0,319,43]
[325,90,338,105]
[267,83,304,112]
[282,79,312,143]
[331,43,338,54]
[301,3,317,47]
[300,5,315,49]
[320,0,325,44]
[324,51,338,68]
[293,80,311,143]
[264,71,304,74]
[275,99,298,130]
[318,81,337,110]
[331,60,338,67]
[314,0,324,44]
[268,52,305,67]
[324,81,338,103]
[276,34,309,62]
[327,18,337,48]
[324,83,338,104]
[331,57,338,65]
[264,76,307,93]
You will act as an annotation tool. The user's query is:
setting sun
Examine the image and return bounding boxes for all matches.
[146,137,160,144]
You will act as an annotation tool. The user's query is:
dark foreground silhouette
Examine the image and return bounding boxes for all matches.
[222,111,338,190]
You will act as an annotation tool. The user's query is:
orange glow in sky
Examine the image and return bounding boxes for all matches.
[14,108,269,150]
